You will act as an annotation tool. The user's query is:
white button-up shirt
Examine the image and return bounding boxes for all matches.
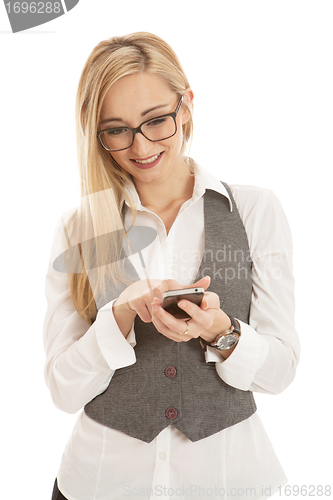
[43,162,300,500]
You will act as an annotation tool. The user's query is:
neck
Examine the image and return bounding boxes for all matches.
[134,157,194,210]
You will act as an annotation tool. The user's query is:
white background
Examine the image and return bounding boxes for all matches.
[1,1,332,498]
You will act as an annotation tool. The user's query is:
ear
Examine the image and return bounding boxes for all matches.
[181,88,194,125]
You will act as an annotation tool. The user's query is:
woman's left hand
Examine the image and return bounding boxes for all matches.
[151,276,232,343]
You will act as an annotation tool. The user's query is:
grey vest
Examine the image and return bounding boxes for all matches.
[84,184,256,443]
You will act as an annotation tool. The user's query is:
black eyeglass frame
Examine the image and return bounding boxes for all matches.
[97,95,184,152]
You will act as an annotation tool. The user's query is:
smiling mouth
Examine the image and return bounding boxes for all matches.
[131,152,163,165]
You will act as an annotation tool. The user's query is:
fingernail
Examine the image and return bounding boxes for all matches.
[178,301,186,308]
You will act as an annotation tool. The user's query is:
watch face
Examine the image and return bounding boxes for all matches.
[217,334,239,350]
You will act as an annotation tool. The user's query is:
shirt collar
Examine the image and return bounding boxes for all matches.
[121,160,233,212]
[191,161,233,211]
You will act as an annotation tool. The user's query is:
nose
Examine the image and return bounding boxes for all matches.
[130,132,154,157]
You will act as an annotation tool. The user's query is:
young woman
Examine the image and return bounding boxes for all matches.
[44,32,300,500]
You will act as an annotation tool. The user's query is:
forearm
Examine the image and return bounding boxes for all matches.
[211,185,301,394]
[44,214,138,414]
[44,295,136,414]
[44,323,114,413]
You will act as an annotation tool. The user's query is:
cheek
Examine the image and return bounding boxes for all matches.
[110,152,130,171]
[174,126,185,151]
[164,124,184,153]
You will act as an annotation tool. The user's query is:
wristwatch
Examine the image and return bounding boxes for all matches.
[201,316,241,351]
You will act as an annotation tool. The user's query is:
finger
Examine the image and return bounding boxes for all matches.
[155,279,182,296]
[188,275,211,291]
[152,316,192,343]
[200,291,220,311]
[177,299,214,330]
[151,299,191,336]
[138,305,152,323]
[151,300,199,343]
[117,278,163,307]
[130,297,152,323]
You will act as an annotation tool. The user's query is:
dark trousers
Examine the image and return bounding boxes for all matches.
[51,479,68,500]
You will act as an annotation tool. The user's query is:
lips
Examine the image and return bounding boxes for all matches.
[130,152,164,169]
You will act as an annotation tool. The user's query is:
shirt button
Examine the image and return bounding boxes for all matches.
[159,452,167,460]
[165,407,178,419]
[165,366,177,378]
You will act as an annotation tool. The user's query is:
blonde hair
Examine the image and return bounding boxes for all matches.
[66,32,194,324]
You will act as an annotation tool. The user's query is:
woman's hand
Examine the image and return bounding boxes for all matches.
[151,276,232,344]
[113,276,210,338]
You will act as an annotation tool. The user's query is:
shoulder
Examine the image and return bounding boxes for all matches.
[49,207,78,260]
[228,184,284,222]
[54,206,77,235]
[227,184,292,254]
[228,183,276,208]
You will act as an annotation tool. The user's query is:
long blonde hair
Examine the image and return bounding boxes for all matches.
[65,32,194,324]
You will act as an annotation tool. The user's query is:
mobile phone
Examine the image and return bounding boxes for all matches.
[161,287,204,320]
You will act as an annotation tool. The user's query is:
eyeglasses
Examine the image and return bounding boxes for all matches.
[97,95,183,152]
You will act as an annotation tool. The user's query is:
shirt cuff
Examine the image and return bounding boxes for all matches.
[126,323,137,348]
[92,300,137,370]
[214,320,269,391]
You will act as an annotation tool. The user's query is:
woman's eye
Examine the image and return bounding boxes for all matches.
[106,128,128,136]
[146,117,167,127]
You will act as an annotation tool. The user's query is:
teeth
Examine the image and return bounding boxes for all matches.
[134,153,161,164]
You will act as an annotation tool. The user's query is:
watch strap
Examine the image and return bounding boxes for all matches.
[228,315,241,336]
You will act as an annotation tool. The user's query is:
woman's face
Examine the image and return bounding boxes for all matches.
[98,73,192,187]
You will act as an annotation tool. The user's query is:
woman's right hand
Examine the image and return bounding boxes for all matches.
[112,278,175,337]
[112,277,207,338]
[115,279,163,320]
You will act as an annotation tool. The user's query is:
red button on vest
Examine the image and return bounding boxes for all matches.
[165,366,177,378]
[165,407,178,419]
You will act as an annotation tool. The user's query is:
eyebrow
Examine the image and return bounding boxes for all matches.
[99,103,170,126]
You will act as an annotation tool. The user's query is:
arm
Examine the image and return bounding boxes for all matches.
[213,186,300,394]
[43,216,136,415]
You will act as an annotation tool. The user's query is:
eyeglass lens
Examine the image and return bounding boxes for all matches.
[100,115,176,151]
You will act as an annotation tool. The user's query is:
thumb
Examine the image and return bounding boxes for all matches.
[191,275,211,291]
